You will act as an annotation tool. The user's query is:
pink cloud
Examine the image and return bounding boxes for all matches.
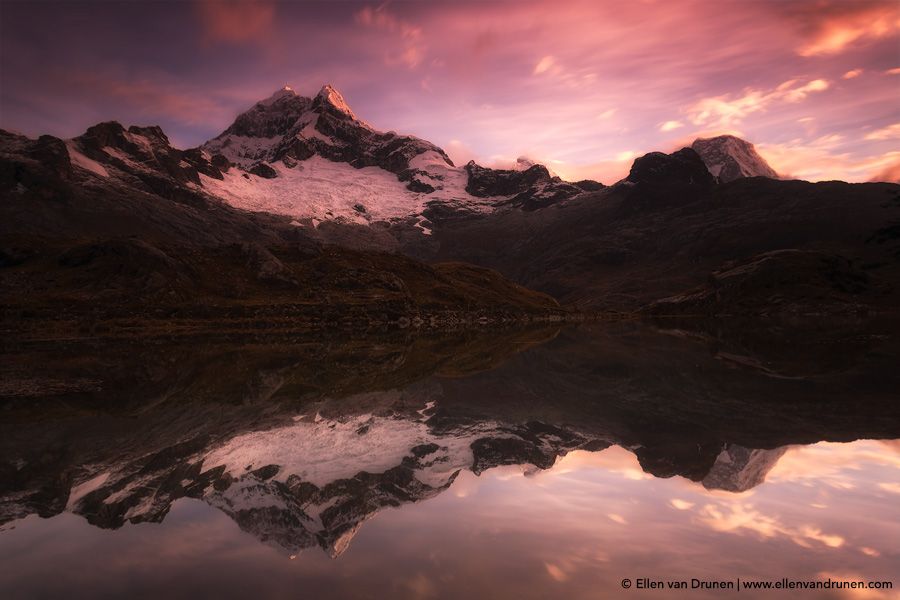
[195,0,276,45]
[686,79,830,129]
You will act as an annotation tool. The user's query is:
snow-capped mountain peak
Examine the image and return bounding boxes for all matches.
[190,84,598,233]
[691,135,778,182]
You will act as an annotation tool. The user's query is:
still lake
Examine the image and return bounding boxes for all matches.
[2,321,898,599]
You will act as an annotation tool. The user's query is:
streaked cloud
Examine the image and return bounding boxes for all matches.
[687,79,830,129]
[864,123,900,141]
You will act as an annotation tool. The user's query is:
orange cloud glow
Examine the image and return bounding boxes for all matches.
[797,4,900,56]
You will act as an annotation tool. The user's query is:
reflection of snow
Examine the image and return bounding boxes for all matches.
[65,472,110,509]
[201,405,498,489]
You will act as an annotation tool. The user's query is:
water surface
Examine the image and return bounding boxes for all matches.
[1,322,898,599]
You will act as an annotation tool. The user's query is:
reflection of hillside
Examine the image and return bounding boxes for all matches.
[0,326,559,412]
[1,321,898,556]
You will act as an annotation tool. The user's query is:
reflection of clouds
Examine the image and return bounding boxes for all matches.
[544,562,568,582]
[768,441,900,485]
[876,482,900,495]
[553,447,652,481]
[427,438,898,600]
[879,440,900,454]
[696,502,846,549]
[670,499,695,510]
[538,546,611,585]
[403,573,437,599]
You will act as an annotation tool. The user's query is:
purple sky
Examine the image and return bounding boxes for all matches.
[1,0,898,183]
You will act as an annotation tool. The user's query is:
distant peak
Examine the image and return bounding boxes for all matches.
[314,84,356,119]
[691,135,778,182]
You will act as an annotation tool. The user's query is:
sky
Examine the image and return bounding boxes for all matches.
[1,0,898,184]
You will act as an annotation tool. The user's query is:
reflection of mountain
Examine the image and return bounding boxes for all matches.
[1,321,898,556]
[701,445,788,493]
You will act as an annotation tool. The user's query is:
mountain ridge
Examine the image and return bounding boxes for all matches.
[2,83,899,319]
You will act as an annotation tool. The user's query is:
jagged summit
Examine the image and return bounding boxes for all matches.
[313,83,357,120]
[691,134,778,182]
